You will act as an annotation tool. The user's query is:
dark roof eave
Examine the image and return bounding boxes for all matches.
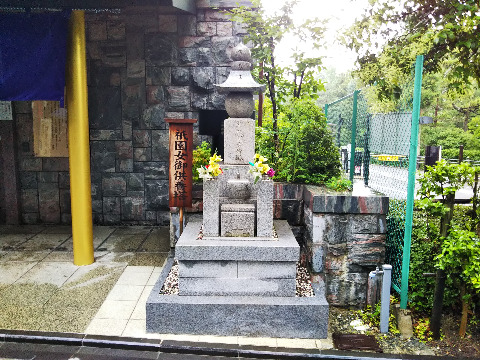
[0,0,196,13]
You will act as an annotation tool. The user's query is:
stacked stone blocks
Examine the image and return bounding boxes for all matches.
[303,186,388,307]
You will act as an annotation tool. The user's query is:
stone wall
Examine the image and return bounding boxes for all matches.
[303,186,388,307]
[14,102,71,224]
[13,2,246,225]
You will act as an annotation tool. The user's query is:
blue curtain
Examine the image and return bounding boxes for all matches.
[0,11,70,103]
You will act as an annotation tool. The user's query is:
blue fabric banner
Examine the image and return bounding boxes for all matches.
[0,11,70,103]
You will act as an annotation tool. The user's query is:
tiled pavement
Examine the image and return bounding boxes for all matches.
[0,224,334,351]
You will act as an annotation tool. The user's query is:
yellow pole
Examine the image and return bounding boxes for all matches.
[66,10,94,265]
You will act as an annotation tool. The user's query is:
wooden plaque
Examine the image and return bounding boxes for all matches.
[32,101,68,157]
[166,118,197,208]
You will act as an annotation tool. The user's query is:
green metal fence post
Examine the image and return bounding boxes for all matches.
[349,90,360,183]
[324,103,328,118]
[400,55,424,309]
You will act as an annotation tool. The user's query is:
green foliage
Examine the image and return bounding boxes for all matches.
[440,149,480,162]
[256,98,341,185]
[436,226,480,294]
[408,161,480,317]
[413,318,434,343]
[342,0,480,94]
[227,0,326,106]
[421,125,480,156]
[325,176,352,192]
[192,141,211,183]
[417,160,474,200]
[357,302,399,334]
[409,206,459,314]
[316,68,357,108]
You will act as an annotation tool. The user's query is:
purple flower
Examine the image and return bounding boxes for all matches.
[267,168,275,178]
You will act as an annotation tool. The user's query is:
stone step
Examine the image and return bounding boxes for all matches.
[176,221,299,261]
[147,257,329,339]
[178,260,297,279]
[178,277,295,296]
[220,203,255,237]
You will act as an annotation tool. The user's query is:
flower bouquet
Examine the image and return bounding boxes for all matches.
[249,153,275,184]
[197,153,223,179]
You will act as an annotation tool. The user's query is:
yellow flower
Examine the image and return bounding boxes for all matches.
[210,154,222,163]
[259,155,267,163]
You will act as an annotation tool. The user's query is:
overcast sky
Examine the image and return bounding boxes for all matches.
[259,0,370,72]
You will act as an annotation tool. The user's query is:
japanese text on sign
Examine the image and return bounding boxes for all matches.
[166,119,197,208]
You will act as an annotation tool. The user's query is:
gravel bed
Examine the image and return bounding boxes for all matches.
[195,225,278,240]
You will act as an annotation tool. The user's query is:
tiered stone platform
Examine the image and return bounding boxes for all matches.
[146,220,329,338]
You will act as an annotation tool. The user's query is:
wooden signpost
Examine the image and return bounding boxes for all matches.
[166,119,197,233]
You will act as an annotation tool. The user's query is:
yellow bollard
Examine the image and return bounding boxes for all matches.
[66,10,94,265]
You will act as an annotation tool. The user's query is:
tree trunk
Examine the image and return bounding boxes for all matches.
[472,172,479,235]
[459,285,469,337]
[431,269,446,339]
[268,55,279,154]
[431,192,455,339]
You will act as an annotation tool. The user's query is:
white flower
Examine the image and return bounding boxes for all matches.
[197,167,211,179]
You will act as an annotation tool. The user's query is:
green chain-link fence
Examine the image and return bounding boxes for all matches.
[325,56,424,307]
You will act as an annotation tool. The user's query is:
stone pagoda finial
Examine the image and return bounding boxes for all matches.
[215,43,265,118]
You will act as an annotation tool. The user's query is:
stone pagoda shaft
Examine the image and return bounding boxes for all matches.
[202,42,274,238]
[216,43,264,165]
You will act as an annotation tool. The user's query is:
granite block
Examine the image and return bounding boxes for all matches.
[146,258,328,339]
[225,179,250,200]
[145,180,169,210]
[311,214,349,245]
[178,260,237,278]
[350,214,387,234]
[203,178,219,236]
[304,185,389,215]
[325,272,369,307]
[176,221,299,262]
[220,209,255,237]
[178,277,295,296]
[347,233,386,266]
[310,244,325,273]
[221,203,254,212]
[218,165,256,198]
[256,179,273,237]
[193,67,214,91]
[237,261,296,279]
[223,118,254,165]
[273,199,303,225]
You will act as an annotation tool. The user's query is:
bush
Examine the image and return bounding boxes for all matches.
[256,98,341,185]
[408,203,476,315]
[441,148,480,161]
[192,141,212,183]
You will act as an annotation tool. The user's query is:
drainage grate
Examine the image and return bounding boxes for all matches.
[332,333,382,352]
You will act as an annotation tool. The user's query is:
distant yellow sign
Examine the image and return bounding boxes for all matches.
[32,101,68,157]
[373,154,406,162]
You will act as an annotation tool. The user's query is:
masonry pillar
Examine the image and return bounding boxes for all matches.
[66,10,94,265]
[0,118,20,224]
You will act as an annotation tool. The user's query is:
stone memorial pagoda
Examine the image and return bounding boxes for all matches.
[146,43,328,338]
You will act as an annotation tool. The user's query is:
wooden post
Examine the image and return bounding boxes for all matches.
[166,119,197,236]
